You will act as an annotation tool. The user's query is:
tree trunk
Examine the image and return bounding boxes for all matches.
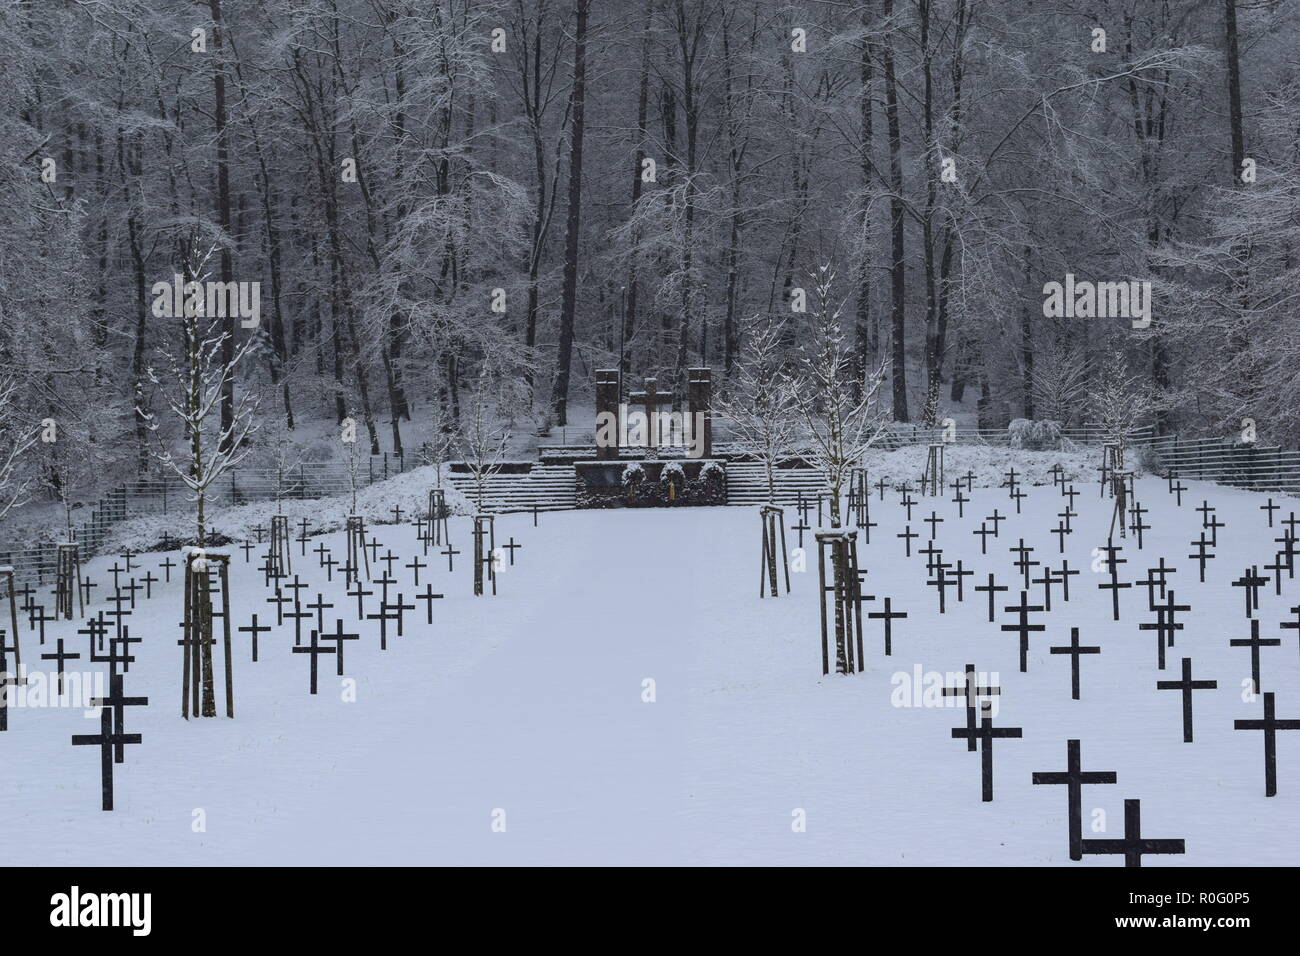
[883,0,908,422]
[550,0,590,425]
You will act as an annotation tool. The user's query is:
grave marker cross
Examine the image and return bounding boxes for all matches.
[1032,739,1118,861]
[1233,692,1300,796]
[1156,657,1217,743]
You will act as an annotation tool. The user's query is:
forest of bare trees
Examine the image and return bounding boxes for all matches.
[1,0,1297,504]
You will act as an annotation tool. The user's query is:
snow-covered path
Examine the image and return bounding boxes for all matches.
[3,474,1299,865]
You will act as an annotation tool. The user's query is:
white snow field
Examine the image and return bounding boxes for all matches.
[2,473,1297,866]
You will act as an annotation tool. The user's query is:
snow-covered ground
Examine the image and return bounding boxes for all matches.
[1,470,1297,865]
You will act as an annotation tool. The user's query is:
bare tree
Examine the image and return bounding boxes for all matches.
[715,312,800,503]
[786,267,889,528]
[138,245,260,547]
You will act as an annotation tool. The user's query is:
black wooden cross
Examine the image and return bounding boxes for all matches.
[918,541,944,574]
[322,618,360,676]
[97,671,149,764]
[390,505,405,524]
[368,600,400,650]
[951,703,1023,802]
[1032,568,1056,612]
[1052,521,1071,553]
[365,539,383,564]
[1001,467,1020,497]
[306,594,335,633]
[252,523,269,544]
[1188,534,1214,583]
[107,562,126,590]
[973,522,994,555]
[313,542,331,566]
[159,555,177,584]
[40,638,81,696]
[985,509,1005,536]
[1261,498,1279,527]
[238,614,272,662]
[1050,627,1100,700]
[941,664,1001,753]
[78,614,109,655]
[950,560,972,602]
[1230,566,1268,619]
[373,571,397,606]
[29,603,55,645]
[501,538,522,566]
[1010,538,1039,589]
[320,552,339,582]
[1009,486,1026,514]
[283,574,309,605]
[1127,501,1149,549]
[1278,533,1299,578]
[121,577,143,610]
[239,540,255,563]
[1081,799,1185,867]
[1205,512,1226,548]
[1233,692,1300,797]
[963,469,976,491]
[80,577,98,606]
[284,601,313,648]
[379,550,400,576]
[1055,560,1079,601]
[975,573,1008,623]
[1032,739,1117,860]
[1001,591,1046,673]
[442,542,460,573]
[1282,512,1300,539]
[405,554,428,586]
[266,587,292,627]
[416,584,444,625]
[1264,554,1288,596]
[1135,558,1175,608]
[1139,591,1190,670]
[792,518,810,549]
[1097,543,1131,621]
[109,631,141,678]
[71,705,142,811]
[293,629,337,695]
[1229,619,1280,694]
[1061,484,1079,510]
[348,580,373,619]
[867,597,907,656]
[896,525,918,558]
[899,494,917,522]
[1168,479,1186,506]
[1195,499,1214,526]
[924,511,944,538]
[1156,657,1217,743]
[139,570,158,601]
[952,489,968,519]
[927,565,955,614]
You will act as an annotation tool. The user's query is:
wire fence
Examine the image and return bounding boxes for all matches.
[4,423,1297,588]
[0,451,421,588]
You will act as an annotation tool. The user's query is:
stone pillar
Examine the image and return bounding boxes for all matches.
[687,367,713,459]
[594,369,621,460]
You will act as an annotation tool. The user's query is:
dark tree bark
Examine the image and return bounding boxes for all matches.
[550,0,590,425]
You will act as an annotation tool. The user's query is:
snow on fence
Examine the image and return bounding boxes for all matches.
[1145,435,1300,495]
[0,452,422,587]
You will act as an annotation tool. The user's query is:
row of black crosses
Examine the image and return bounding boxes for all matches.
[238,509,524,695]
[15,503,530,809]
[823,457,1299,862]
